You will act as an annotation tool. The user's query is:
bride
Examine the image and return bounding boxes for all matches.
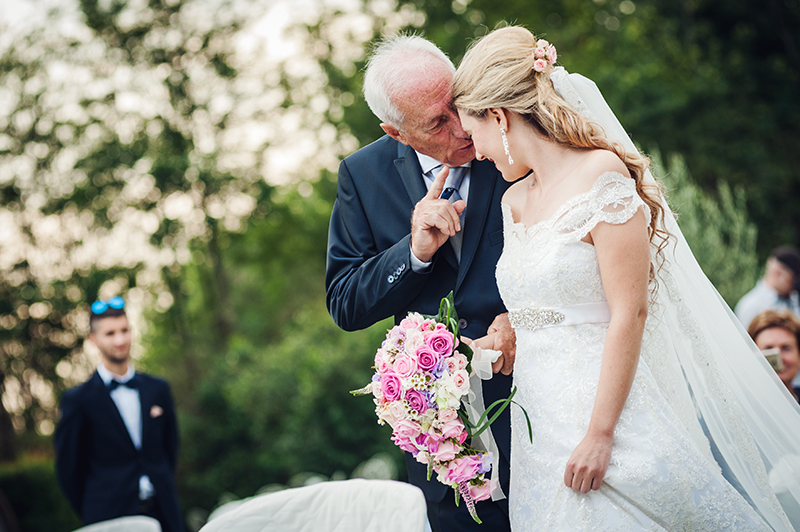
[454,26,800,530]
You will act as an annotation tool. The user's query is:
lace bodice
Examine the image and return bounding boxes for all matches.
[496,172,648,311]
[497,171,769,531]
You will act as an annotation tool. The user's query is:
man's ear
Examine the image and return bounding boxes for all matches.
[487,108,509,130]
[380,123,409,145]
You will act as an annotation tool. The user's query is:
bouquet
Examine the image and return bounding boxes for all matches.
[352,293,529,523]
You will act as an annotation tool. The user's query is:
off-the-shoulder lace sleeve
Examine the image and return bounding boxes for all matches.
[552,172,650,240]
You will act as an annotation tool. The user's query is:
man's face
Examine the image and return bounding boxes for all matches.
[755,326,800,386]
[89,315,132,367]
[381,66,475,167]
[766,257,796,297]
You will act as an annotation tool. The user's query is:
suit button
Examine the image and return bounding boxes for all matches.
[400,263,406,271]
[459,318,468,330]
[387,275,394,283]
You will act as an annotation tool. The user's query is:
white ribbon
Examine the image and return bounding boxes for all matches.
[462,346,507,501]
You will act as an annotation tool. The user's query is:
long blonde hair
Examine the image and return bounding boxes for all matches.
[453,26,669,282]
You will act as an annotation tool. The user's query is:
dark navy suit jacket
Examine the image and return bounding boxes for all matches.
[54,371,182,532]
[326,135,513,504]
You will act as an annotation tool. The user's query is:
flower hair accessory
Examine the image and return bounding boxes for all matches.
[533,39,557,72]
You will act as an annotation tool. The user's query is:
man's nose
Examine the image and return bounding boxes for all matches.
[448,111,470,139]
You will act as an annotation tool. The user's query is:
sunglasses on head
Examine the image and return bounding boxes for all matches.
[91,296,126,315]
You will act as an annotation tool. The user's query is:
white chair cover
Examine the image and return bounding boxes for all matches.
[200,479,427,532]
[72,516,161,532]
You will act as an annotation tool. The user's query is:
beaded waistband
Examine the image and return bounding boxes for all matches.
[508,301,611,330]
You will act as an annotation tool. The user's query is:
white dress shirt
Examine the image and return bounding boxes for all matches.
[734,280,800,329]
[410,151,472,271]
[97,363,155,500]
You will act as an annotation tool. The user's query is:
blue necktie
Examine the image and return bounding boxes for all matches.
[433,166,466,260]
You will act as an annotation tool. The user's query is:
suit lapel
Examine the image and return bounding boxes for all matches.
[393,143,459,271]
[456,159,499,291]
[91,372,137,452]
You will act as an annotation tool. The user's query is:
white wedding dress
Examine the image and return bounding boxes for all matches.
[497,172,773,531]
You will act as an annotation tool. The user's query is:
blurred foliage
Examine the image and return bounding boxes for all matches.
[0,457,81,532]
[655,151,759,306]
[0,0,797,527]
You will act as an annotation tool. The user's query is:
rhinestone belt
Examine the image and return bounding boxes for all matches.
[508,302,611,330]
[508,308,566,329]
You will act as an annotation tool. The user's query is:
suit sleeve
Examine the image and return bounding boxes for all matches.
[325,158,430,331]
[53,390,87,515]
[161,383,179,473]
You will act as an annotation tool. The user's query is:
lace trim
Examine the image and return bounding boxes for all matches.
[551,66,595,120]
[502,172,650,245]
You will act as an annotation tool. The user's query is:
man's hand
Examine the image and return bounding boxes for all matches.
[410,166,466,262]
[489,313,516,375]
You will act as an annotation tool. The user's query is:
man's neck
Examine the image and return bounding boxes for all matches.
[101,360,130,377]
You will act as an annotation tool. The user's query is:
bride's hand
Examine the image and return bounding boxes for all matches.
[563,432,613,493]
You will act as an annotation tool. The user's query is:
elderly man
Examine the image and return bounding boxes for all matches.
[326,36,514,532]
[736,246,800,328]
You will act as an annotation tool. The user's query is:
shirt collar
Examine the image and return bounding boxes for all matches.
[97,362,135,386]
[414,151,471,176]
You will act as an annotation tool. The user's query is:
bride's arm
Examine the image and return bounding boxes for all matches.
[564,208,650,494]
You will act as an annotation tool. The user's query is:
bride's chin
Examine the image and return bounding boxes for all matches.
[500,168,530,182]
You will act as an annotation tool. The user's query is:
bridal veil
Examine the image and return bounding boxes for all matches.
[549,67,800,531]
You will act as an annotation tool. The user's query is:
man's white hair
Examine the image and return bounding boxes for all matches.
[363,35,455,128]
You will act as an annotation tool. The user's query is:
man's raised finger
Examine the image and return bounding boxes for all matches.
[425,165,449,199]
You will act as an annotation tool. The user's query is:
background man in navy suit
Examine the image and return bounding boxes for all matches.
[326,35,515,532]
[55,297,183,532]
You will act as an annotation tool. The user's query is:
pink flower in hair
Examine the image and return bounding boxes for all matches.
[546,44,557,64]
[533,59,548,72]
[534,46,545,59]
[536,39,550,48]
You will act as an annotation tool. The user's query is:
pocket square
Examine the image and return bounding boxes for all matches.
[150,405,164,418]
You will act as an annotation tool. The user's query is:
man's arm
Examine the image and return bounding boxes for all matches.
[326,160,431,331]
[161,383,179,473]
[53,391,87,515]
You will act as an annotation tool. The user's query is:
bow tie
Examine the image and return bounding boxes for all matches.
[108,376,138,391]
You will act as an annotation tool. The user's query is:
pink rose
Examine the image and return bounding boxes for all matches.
[374,350,392,373]
[445,357,459,375]
[395,419,422,439]
[546,45,557,64]
[415,451,430,464]
[404,388,429,414]
[440,418,465,439]
[468,480,492,501]
[415,345,441,372]
[438,408,458,423]
[391,432,418,454]
[458,430,468,444]
[400,316,420,330]
[534,59,548,72]
[443,456,481,484]
[381,372,402,401]
[393,354,418,379]
[534,46,545,59]
[388,401,406,421]
[452,369,470,393]
[536,39,549,48]
[372,381,384,401]
[452,352,468,371]
[425,329,455,357]
[432,440,460,462]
